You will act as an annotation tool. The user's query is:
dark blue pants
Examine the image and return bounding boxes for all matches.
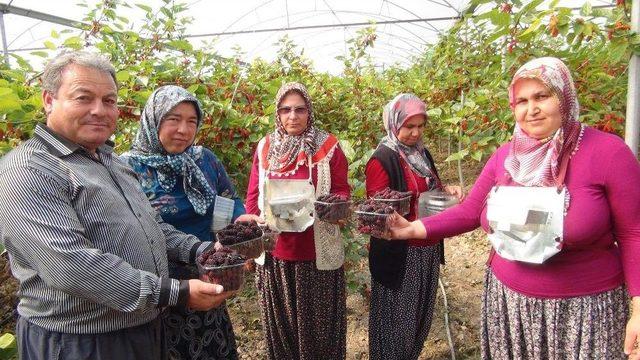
[17,316,166,360]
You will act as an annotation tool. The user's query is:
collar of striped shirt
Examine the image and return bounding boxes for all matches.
[33,123,116,158]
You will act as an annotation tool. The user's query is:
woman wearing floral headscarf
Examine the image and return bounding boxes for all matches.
[122,85,255,360]
[245,82,350,359]
[388,57,640,359]
[365,93,463,360]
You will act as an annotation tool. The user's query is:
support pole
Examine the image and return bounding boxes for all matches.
[625,0,640,156]
[0,12,9,66]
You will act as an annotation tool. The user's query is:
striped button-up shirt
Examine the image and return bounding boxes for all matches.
[0,124,205,334]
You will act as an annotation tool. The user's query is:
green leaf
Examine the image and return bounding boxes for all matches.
[487,27,510,43]
[116,70,131,82]
[0,93,22,113]
[0,332,17,358]
[187,84,199,94]
[478,135,494,146]
[490,11,510,28]
[445,149,469,162]
[30,51,49,58]
[609,40,629,63]
[62,36,83,50]
[339,139,356,161]
[519,18,542,40]
[44,40,57,50]
[426,108,443,117]
[135,3,153,12]
[520,0,544,14]
[580,2,592,16]
[444,116,462,125]
[0,88,13,98]
[167,39,193,52]
[51,30,60,39]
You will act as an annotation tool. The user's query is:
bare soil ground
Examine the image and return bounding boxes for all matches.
[225,229,490,360]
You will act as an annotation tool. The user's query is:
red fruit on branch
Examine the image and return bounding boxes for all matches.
[500,3,512,13]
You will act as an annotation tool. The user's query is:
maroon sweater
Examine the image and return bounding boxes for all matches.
[245,142,350,261]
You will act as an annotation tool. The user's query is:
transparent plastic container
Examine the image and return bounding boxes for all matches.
[258,224,280,252]
[197,262,245,291]
[355,210,392,239]
[418,190,459,217]
[372,195,412,216]
[226,237,264,259]
[314,200,352,224]
[217,230,264,259]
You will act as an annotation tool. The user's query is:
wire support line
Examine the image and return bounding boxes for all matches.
[187,15,460,38]
[212,9,436,56]
[185,3,614,39]
[384,0,443,34]
[7,19,43,47]
[213,8,438,40]
[220,0,276,33]
[424,0,454,9]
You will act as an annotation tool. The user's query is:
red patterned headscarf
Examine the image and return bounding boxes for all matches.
[504,57,584,187]
[266,82,329,173]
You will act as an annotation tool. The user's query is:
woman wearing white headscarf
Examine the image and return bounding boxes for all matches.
[245,82,350,359]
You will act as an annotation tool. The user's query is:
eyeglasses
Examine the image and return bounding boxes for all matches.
[277,106,308,116]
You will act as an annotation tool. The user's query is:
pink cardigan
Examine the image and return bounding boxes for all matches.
[421,127,640,298]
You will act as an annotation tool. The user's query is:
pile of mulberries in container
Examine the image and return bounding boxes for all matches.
[314,193,351,224]
[371,188,412,215]
[355,198,395,238]
[197,247,246,291]
[216,221,264,258]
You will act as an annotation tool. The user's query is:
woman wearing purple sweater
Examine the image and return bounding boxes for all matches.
[389,57,640,359]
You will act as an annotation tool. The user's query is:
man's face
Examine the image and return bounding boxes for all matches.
[43,64,119,152]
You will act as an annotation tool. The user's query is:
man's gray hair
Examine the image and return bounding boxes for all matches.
[42,51,117,95]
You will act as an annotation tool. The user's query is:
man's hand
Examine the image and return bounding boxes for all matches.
[186,279,236,311]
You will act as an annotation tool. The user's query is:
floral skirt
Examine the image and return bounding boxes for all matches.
[482,269,628,360]
[165,262,238,360]
[255,254,346,360]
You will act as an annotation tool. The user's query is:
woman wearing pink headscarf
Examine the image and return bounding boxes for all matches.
[388,57,640,359]
[365,93,463,360]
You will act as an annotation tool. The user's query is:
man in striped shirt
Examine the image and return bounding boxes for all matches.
[0,51,234,359]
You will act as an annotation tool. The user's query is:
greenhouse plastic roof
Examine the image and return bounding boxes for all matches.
[0,0,616,73]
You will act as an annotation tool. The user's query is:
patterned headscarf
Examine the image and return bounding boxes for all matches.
[504,57,584,187]
[266,82,329,173]
[379,93,433,178]
[126,85,215,215]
